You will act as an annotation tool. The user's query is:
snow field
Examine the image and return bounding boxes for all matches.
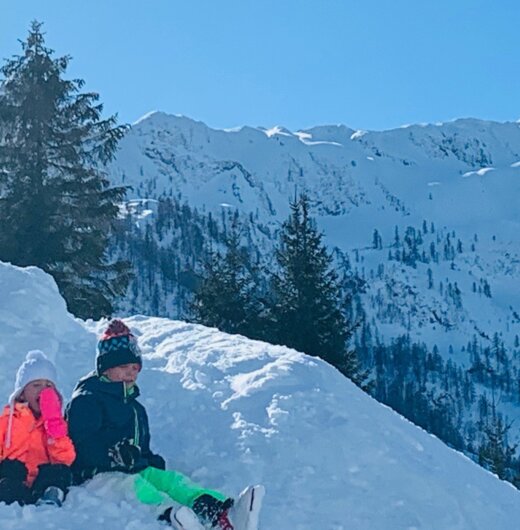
[0,261,518,529]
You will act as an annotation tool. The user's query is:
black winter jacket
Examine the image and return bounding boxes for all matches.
[66,372,164,483]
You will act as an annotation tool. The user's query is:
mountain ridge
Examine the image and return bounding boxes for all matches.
[108,111,520,471]
[131,110,520,136]
[109,110,520,350]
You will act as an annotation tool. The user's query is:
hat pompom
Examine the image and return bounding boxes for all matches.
[102,319,131,340]
[25,350,48,362]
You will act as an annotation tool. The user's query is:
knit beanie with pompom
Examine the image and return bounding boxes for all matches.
[96,319,142,375]
[9,350,58,404]
[5,350,58,448]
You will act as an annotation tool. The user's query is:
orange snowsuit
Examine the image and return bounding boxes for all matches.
[0,403,76,485]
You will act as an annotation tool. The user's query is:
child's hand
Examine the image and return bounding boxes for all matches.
[39,387,62,420]
[109,439,142,470]
[39,387,67,438]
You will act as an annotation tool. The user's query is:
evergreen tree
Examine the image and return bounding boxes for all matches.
[478,408,518,481]
[268,194,363,383]
[191,224,262,337]
[0,22,130,318]
[372,229,382,250]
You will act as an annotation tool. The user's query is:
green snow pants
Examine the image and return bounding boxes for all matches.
[134,466,228,508]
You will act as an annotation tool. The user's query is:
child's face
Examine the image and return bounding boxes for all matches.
[20,379,55,416]
[103,363,141,386]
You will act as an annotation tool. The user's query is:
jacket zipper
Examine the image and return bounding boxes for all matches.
[124,382,140,447]
[133,406,140,447]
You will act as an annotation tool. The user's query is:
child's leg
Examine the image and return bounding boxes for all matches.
[0,459,31,505]
[135,468,234,528]
[31,463,72,502]
[137,466,228,508]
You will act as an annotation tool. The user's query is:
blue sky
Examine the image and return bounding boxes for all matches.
[1,0,519,131]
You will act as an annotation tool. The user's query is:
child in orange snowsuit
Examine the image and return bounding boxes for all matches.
[0,350,76,506]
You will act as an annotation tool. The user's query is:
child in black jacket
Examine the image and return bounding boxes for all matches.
[66,320,264,530]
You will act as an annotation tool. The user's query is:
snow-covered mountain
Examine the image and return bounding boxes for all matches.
[107,113,520,477]
[0,261,519,529]
[110,112,520,352]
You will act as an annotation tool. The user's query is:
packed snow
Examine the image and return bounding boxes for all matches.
[0,261,518,529]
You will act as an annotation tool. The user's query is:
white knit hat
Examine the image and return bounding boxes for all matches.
[5,350,58,449]
[8,350,58,403]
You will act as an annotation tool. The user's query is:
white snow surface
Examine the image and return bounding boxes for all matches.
[0,261,518,529]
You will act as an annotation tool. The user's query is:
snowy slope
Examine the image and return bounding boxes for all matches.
[0,262,518,529]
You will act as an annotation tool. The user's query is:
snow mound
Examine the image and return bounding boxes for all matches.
[462,167,496,178]
[0,261,518,529]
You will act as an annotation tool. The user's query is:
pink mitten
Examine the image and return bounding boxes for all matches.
[39,387,67,438]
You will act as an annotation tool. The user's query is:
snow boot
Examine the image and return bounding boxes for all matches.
[228,485,265,530]
[191,494,234,528]
[36,486,65,507]
[169,506,205,530]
